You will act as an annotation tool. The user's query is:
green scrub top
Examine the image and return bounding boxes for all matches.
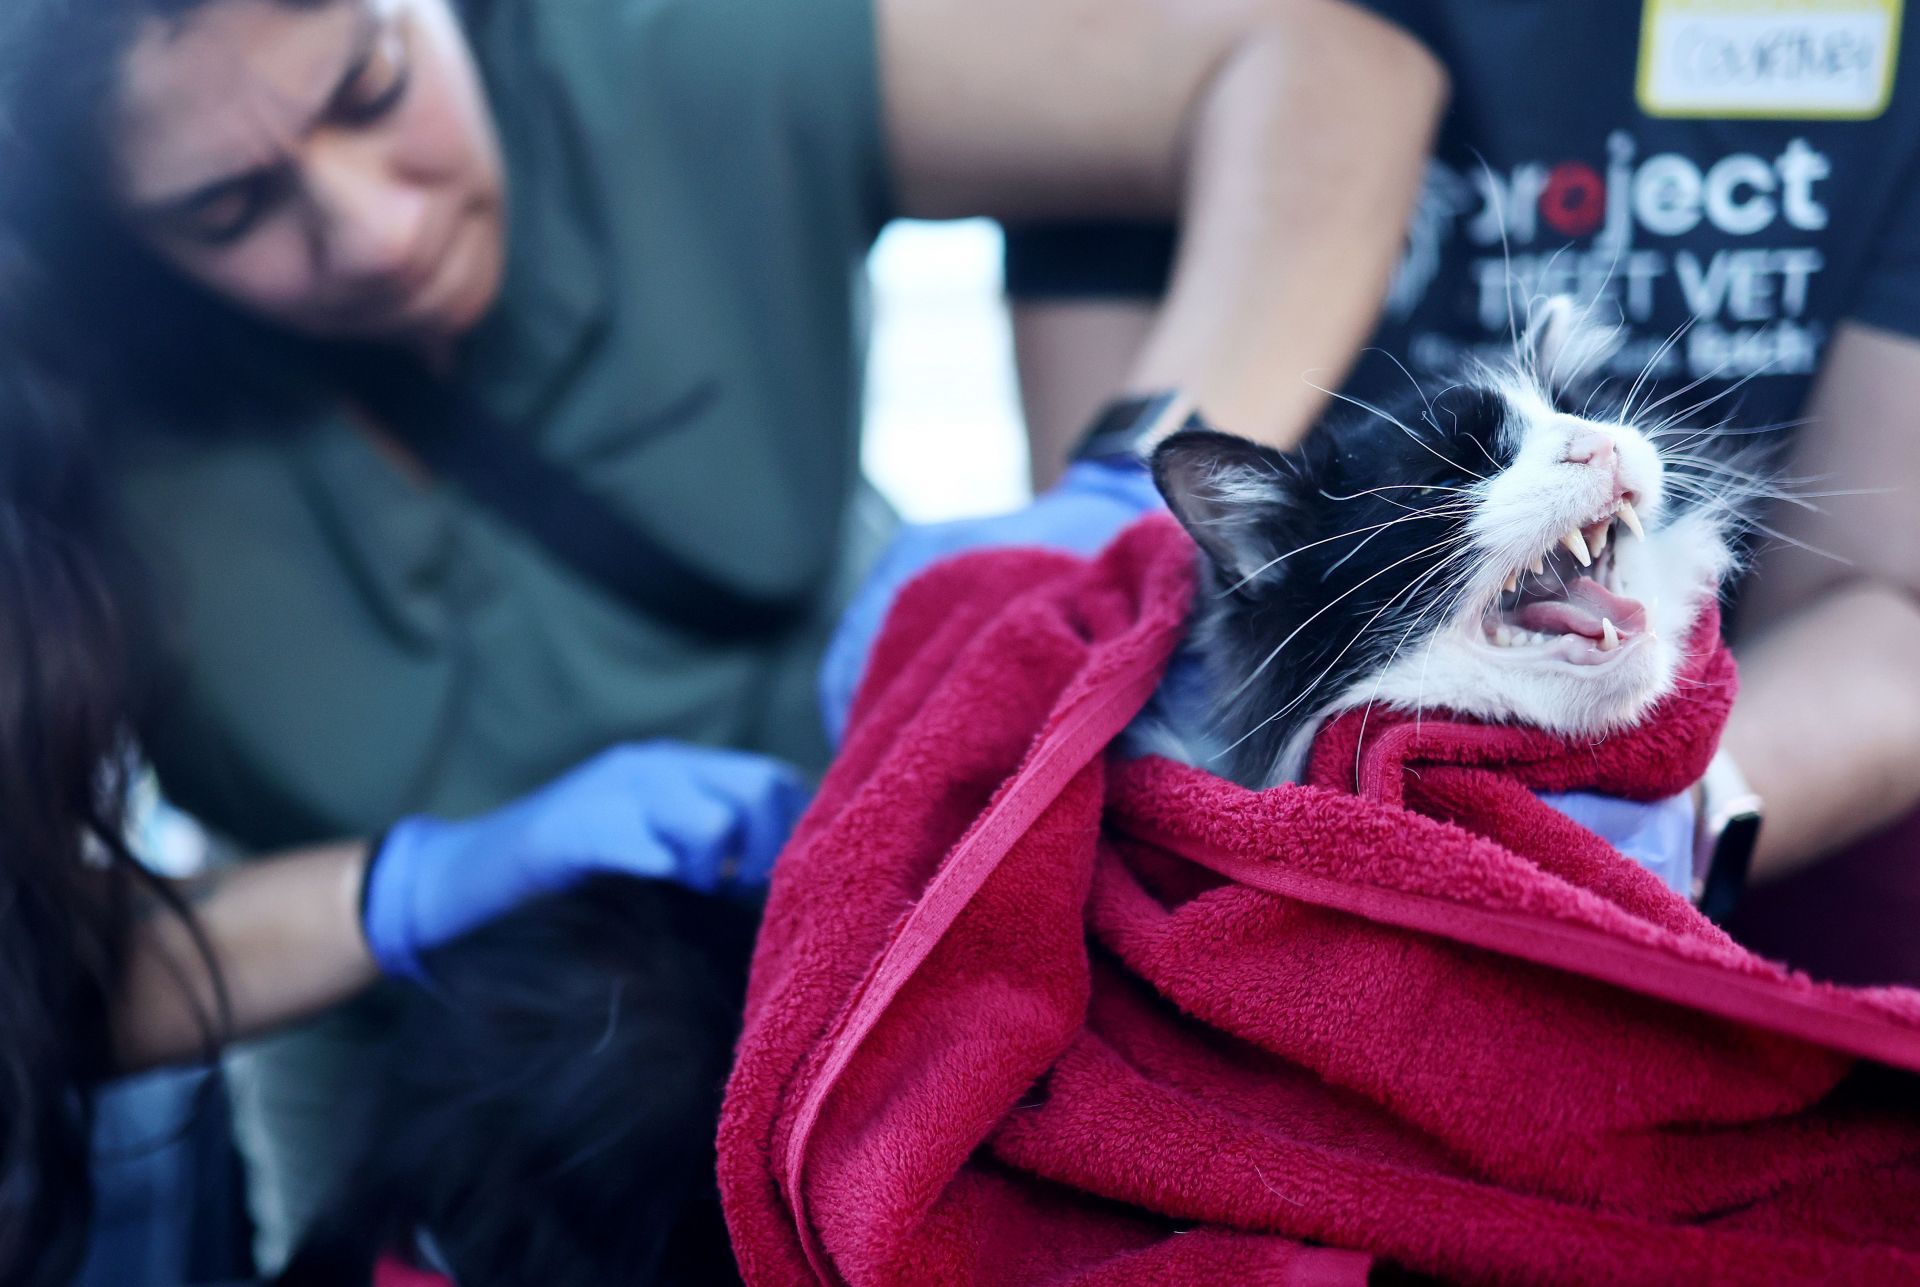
[113,0,891,852]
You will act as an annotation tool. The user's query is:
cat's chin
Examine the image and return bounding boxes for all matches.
[1341,606,1694,744]
[1475,631,1679,738]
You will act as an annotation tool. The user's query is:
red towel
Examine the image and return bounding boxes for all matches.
[718,516,1920,1286]
[372,1256,453,1287]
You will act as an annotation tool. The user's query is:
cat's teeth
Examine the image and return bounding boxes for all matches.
[1503,571,1520,594]
[1529,554,1547,576]
[1587,521,1609,556]
[1600,618,1620,651]
[1617,498,1645,540]
[1561,528,1592,567]
[1495,624,1514,647]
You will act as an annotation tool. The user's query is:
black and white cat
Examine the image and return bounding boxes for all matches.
[1137,297,1750,788]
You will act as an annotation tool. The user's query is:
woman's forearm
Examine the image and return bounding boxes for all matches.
[1726,582,1920,882]
[1124,3,1445,451]
[112,841,378,1071]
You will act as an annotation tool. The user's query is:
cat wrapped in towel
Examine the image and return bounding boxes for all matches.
[718,300,1920,1286]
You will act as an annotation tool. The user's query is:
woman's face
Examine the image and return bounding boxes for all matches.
[110,0,506,353]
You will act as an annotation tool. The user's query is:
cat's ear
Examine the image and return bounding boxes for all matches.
[1151,427,1303,592]
[1526,295,1621,397]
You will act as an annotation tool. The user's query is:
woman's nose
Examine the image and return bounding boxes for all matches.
[305,140,432,290]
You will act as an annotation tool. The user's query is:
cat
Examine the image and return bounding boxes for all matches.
[1134,297,1755,789]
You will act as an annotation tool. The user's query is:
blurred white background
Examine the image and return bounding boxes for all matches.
[862,219,1030,522]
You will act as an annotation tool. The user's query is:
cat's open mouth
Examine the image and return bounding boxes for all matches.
[1481,498,1647,667]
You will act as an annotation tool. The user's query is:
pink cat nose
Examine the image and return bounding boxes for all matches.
[1562,428,1615,468]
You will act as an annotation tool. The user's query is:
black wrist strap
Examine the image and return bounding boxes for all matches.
[343,353,810,644]
[1692,751,1763,923]
[1071,390,1197,465]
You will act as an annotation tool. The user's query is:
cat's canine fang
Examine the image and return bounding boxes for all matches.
[1617,498,1645,539]
[1561,529,1592,566]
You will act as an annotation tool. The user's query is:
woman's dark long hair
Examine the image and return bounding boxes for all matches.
[0,0,263,1254]
[0,0,481,1272]
[1,0,347,439]
[0,257,233,1287]
[0,293,138,1282]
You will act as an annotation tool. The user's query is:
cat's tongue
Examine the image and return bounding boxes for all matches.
[1516,578,1647,641]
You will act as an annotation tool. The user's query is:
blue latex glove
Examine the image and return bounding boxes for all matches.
[1537,789,1698,897]
[362,741,811,979]
[820,459,1164,745]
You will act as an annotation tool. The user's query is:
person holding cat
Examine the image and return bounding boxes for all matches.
[0,0,1444,1269]
[835,3,1920,983]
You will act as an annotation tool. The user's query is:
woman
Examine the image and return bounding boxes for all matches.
[0,331,806,1286]
[0,0,1443,1263]
[0,305,808,1287]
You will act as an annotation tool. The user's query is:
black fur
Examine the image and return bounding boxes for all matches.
[1152,383,1518,784]
[278,877,757,1287]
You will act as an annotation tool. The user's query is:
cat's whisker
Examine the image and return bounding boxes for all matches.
[1322,505,1475,578]
[1222,549,1477,762]
[1307,383,1490,481]
[1649,415,1809,443]
[1620,314,1698,422]
[1624,347,1731,428]
[1464,429,1504,472]
[1225,536,1471,704]
[1220,506,1478,595]
[1642,358,1780,435]
[1275,569,1476,738]
[1352,611,1439,781]
[1555,248,1628,393]
[1470,149,1523,358]
[1319,484,1481,503]
[1338,493,1480,517]
[1368,346,1436,420]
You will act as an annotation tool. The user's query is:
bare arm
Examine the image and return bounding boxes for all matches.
[879,0,1445,471]
[112,842,378,1070]
[1728,322,1920,878]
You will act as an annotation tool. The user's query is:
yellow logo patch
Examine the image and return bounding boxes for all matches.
[1638,0,1903,118]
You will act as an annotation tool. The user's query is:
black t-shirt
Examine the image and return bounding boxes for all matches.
[1006,1,1920,434]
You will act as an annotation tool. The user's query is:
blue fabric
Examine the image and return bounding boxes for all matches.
[363,741,811,980]
[79,1068,251,1287]
[819,459,1164,745]
[1539,789,1697,897]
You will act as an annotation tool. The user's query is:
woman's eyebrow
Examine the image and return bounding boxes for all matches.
[131,7,383,217]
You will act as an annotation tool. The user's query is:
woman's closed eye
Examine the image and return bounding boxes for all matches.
[157,15,414,248]
[333,15,413,126]
[175,172,287,247]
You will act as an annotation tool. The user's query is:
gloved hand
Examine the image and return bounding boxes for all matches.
[362,741,811,980]
[1537,789,1698,898]
[820,459,1164,745]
